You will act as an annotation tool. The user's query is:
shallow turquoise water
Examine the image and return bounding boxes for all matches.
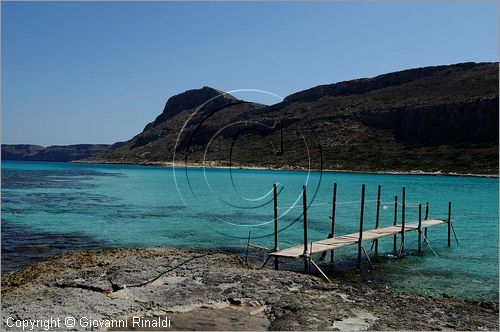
[1,161,498,301]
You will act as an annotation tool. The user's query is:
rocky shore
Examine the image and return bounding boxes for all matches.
[2,248,498,331]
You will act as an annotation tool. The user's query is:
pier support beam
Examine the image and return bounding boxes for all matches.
[303,185,309,273]
[447,201,452,247]
[374,185,381,255]
[393,195,398,255]
[424,202,429,238]
[331,183,337,263]
[273,183,279,270]
[357,184,366,270]
[245,231,252,262]
[309,258,331,282]
[399,187,406,256]
[448,201,459,246]
[418,204,422,254]
[320,183,337,263]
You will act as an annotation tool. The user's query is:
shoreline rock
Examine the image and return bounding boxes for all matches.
[2,247,498,331]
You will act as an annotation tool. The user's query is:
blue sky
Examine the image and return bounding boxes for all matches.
[2,2,498,146]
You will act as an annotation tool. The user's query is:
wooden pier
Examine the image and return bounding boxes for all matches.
[258,183,458,280]
[269,219,446,259]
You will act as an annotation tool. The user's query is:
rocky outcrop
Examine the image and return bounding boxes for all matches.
[284,62,493,103]
[145,86,239,130]
[1,248,498,331]
[129,87,248,149]
[359,97,499,146]
[1,144,111,162]
[1,145,45,160]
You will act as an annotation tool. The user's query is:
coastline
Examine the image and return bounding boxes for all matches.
[2,247,498,331]
[76,159,499,179]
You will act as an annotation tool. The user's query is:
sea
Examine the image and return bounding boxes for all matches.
[1,160,498,301]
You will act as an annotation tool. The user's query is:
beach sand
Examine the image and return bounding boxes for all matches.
[78,160,499,178]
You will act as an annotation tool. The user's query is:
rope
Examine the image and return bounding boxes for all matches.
[337,199,377,205]
[103,251,220,291]
[310,202,330,207]
[277,199,382,209]
[278,201,330,209]
[276,198,405,210]
[277,201,429,211]
[380,201,430,208]
[278,205,304,209]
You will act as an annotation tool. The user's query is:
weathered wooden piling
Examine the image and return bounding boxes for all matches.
[418,204,422,254]
[357,184,366,269]
[309,241,314,273]
[393,195,398,254]
[245,230,252,262]
[400,187,406,255]
[374,185,381,255]
[424,202,429,238]
[320,183,337,263]
[331,183,337,263]
[273,183,279,270]
[447,201,452,247]
[303,185,309,273]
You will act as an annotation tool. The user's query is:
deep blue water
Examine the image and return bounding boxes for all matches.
[1,160,498,301]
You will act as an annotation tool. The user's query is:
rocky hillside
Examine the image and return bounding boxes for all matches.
[93,62,499,174]
[2,144,111,162]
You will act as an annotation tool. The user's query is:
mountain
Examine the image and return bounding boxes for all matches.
[92,86,266,163]
[74,63,500,174]
[1,144,111,162]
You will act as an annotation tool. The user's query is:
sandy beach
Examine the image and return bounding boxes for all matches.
[2,247,498,331]
[78,160,499,179]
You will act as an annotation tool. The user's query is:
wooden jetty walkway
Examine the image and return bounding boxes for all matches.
[269,219,446,259]
[255,183,459,281]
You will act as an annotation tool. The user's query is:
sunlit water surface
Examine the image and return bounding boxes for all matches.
[1,161,498,301]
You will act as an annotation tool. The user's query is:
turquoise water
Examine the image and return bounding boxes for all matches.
[1,160,498,301]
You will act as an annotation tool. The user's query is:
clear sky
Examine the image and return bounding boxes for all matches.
[2,2,498,146]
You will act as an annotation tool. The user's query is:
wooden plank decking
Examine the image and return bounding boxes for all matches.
[269,219,446,259]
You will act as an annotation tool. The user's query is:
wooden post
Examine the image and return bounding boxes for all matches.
[447,201,452,248]
[303,185,309,273]
[331,183,337,263]
[309,242,313,274]
[401,187,406,254]
[357,184,366,270]
[374,185,381,255]
[273,183,279,270]
[245,230,252,262]
[393,195,398,255]
[424,202,429,238]
[320,183,337,263]
[418,203,422,254]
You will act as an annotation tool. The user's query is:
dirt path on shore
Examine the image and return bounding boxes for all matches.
[2,248,498,331]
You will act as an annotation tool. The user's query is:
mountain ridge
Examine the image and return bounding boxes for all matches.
[283,62,487,103]
[1,144,111,162]
[91,61,498,174]
[4,62,499,174]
